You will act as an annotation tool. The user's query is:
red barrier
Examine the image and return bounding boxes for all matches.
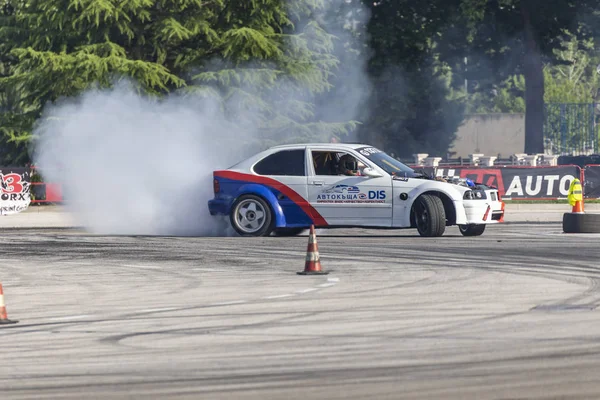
[45,183,62,202]
[30,182,63,203]
[413,164,583,200]
[29,166,64,203]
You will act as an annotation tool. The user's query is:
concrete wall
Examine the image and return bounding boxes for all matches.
[451,113,524,158]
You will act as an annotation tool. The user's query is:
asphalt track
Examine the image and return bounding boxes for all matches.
[1,221,600,399]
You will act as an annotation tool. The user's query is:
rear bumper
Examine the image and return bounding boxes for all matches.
[208,198,230,216]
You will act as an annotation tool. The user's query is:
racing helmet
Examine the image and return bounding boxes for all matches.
[338,154,358,174]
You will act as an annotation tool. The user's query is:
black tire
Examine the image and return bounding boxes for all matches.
[413,194,446,237]
[273,228,306,237]
[562,213,600,233]
[458,224,486,236]
[230,194,274,237]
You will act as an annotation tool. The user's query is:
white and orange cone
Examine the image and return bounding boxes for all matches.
[297,225,328,275]
[0,283,18,325]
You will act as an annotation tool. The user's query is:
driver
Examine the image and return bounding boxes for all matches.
[337,154,362,176]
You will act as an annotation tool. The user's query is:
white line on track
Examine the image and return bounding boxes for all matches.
[121,264,161,270]
[296,288,319,294]
[58,262,96,266]
[263,294,295,299]
[265,275,340,299]
[192,268,231,272]
[138,307,179,313]
[210,300,248,306]
[127,276,340,314]
[48,315,91,321]
[318,283,336,288]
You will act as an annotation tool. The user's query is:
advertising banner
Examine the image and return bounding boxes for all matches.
[583,165,600,198]
[420,166,581,200]
[0,167,31,215]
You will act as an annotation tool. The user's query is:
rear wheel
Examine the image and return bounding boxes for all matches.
[273,228,305,237]
[458,224,486,236]
[230,195,274,237]
[414,194,446,237]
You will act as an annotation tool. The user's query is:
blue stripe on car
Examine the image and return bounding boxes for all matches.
[208,177,313,228]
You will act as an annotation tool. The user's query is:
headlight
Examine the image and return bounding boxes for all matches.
[464,190,487,200]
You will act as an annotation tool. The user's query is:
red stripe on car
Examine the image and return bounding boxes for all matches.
[215,170,328,226]
[483,205,491,221]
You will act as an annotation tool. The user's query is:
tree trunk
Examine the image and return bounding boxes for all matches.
[521,3,545,154]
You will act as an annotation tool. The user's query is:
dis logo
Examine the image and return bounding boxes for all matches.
[368,190,386,200]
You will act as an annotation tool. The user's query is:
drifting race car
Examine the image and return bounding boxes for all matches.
[208,143,504,237]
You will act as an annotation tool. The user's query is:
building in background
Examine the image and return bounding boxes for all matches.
[450,113,524,158]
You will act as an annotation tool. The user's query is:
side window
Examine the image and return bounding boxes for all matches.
[312,151,362,176]
[253,149,306,176]
[312,151,338,176]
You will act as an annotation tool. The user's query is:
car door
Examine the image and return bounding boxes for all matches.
[252,147,312,226]
[306,148,393,226]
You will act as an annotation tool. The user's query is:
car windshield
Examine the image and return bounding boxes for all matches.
[356,146,416,177]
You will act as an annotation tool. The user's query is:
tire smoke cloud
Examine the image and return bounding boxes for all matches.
[33,1,371,236]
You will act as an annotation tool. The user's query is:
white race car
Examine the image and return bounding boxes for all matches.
[208,143,504,237]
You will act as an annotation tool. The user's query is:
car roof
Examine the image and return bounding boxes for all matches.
[222,143,378,172]
[269,143,369,150]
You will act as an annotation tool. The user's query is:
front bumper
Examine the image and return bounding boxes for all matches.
[463,200,504,224]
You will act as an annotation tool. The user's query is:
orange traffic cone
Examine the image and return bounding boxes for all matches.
[568,178,584,214]
[297,225,328,275]
[572,199,584,214]
[0,283,18,325]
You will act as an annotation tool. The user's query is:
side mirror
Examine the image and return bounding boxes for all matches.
[362,167,382,178]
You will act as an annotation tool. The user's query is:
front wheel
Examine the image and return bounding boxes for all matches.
[414,194,446,237]
[458,224,486,236]
[230,195,274,237]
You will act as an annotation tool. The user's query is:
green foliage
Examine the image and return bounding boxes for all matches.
[544,31,599,104]
[8,0,600,166]
[465,74,525,113]
[542,33,600,154]
[0,0,360,165]
[358,0,467,157]
[490,76,526,113]
[463,30,600,113]
[440,0,600,153]
[184,1,351,147]
[544,70,595,104]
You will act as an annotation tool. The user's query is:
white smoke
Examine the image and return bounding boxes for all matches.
[312,0,372,138]
[33,84,246,235]
[32,0,372,236]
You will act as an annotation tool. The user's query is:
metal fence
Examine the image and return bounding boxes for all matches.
[544,103,600,155]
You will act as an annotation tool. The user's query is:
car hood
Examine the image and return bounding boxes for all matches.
[392,173,489,195]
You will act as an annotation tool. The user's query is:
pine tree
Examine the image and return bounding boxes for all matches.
[0,0,357,164]
[186,0,357,150]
